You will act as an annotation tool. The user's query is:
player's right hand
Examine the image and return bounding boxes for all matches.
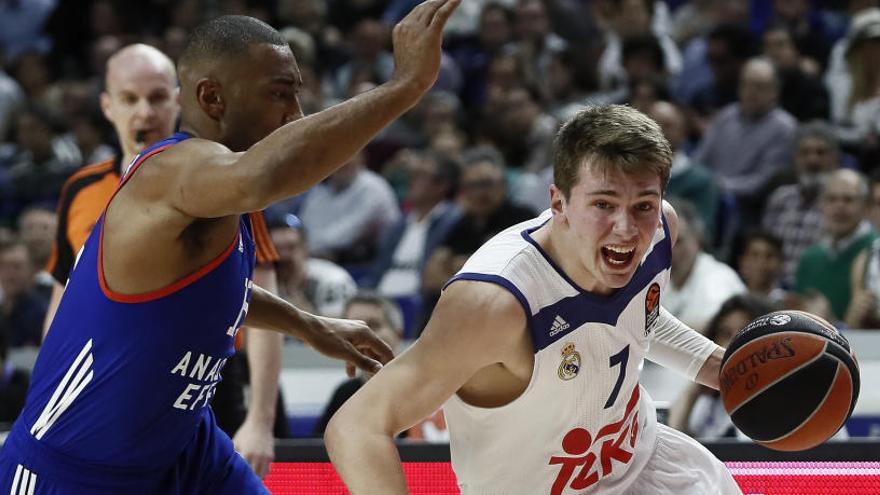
[305,316,395,377]
[390,0,461,93]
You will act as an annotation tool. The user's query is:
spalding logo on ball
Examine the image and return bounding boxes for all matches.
[719,310,860,451]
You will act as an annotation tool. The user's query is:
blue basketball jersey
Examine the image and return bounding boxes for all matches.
[5,132,256,472]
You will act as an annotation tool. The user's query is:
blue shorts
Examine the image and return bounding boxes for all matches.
[0,412,268,494]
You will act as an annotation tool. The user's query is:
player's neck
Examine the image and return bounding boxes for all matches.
[537,221,611,296]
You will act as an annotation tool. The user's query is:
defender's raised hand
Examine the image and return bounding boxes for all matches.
[391,0,461,93]
[304,316,395,377]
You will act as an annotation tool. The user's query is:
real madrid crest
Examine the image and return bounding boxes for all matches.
[558,342,581,381]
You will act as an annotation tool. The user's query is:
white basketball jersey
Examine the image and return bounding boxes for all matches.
[443,209,672,495]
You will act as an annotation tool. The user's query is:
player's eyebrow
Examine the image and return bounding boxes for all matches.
[585,189,661,197]
[270,76,302,88]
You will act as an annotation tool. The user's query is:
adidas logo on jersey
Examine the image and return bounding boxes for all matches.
[549,315,571,336]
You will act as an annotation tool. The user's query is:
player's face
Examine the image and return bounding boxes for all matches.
[223,43,304,152]
[102,62,179,158]
[555,163,662,294]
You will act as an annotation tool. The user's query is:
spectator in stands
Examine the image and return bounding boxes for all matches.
[594,0,681,93]
[846,170,880,329]
[668,294,773,438]
[677,22,756,125]
[421,146,534,333]
[648,100,718,238]
[313,291,403,436]
[270,216,357,318]
[737,230,787,308]
[0,240,48,349]
[664,199,746,333]
[16,206,55,296]
[0,57,25,141]
[297,150,401,265]
[763,121,841,285]
[368,151,461,300]
[762,24,830,121]
[5,104,81,223]
[826,8,880,151]
[508,0,568,88]
[0,325,30,427]
[694,56,797,228]
[870,168,880,230]
[329,18,394,101]
[796,169,877,321]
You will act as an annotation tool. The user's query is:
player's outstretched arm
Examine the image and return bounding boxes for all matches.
[325,281,527,494]
[146,0,460,220]
[245,283,394,375]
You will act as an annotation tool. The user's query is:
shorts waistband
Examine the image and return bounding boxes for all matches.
[2,424,169,488]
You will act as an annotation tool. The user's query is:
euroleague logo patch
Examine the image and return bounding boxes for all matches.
[644,283,660,337]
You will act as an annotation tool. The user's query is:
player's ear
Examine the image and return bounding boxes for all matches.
[195,78,225,120]
[549,184,566,220]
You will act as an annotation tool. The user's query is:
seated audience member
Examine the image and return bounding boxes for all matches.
[0,328,29,426]
[367,151,461,298]
[668,295,773,439]
[796,169,877,322]
[737,230,787,308]
[762,24,829,122]
[17,206,56,296]
[762,120,841,286]
[270,216,357,319]
[648,100,719,237]
[421,146,535,333]
[664,200,746,333]
[846,174,880,329]
[313,292,404,436]
[296,150,400,264]
[0,240,48,348]
[693,57,797,228]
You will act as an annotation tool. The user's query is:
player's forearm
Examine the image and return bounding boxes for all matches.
[695,347,724,390]
[325,418,408,494]
[243,80,424,209]
[244,266,282,423]
[244,283,320,341]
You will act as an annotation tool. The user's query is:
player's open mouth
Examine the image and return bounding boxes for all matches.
[601,244,635,268]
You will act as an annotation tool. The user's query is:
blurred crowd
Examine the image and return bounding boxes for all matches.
[1,0,880,439]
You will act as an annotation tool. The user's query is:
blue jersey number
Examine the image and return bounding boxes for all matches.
[604,345,630,409]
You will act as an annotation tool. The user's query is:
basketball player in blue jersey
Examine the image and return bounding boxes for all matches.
[0,1,460,493]
[328,105,743,494]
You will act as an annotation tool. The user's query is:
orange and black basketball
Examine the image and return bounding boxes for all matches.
[719,310,859,451]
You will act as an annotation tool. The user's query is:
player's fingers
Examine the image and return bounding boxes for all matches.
[253,455,270,479]
[411,0,446,26]
[355,329,394,364]
[345,340,384,374]
[429,0,461,28]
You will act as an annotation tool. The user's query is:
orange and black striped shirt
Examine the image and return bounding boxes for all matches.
[46,156,279,284]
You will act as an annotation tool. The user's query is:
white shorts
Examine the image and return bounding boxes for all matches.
[625,423,742,495]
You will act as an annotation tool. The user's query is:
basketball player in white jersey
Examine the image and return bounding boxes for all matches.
[326,105,742,494]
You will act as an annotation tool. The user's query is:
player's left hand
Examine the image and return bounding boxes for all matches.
[233,417,274,479]
[305,316,395,377]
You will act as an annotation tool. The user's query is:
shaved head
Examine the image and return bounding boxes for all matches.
[100,44,179,162]
[178,15,287,72]
[106,44,176,92]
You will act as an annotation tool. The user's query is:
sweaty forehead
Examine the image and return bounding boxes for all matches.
[577,161,662,194]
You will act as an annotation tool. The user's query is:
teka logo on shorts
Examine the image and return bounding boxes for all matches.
[644,283,660,337]
[558,343,581,381]
[768,314,791,326]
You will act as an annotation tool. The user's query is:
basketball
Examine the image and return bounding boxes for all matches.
[719,310,860,451]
